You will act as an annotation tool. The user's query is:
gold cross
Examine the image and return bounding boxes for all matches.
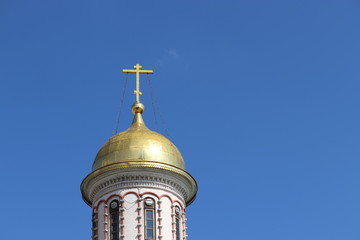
[122,64,153,102]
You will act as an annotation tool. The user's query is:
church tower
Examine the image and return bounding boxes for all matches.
[81,64,198,240]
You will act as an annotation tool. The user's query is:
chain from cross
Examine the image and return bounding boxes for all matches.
[122,64,153,102]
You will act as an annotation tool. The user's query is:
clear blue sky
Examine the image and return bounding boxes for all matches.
[1,1,359,239]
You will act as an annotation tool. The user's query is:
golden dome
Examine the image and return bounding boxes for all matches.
[92,112,185,171]
[82,65,197,207]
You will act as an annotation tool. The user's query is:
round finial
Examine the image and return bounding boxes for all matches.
[132,102,145,114]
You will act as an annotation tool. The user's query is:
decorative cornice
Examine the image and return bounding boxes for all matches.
[92,174,187,203]
[81,163,197,207]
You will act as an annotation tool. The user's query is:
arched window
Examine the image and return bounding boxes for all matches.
[144,198,155,240]
[175,206,181,240]
[110,200,119,240]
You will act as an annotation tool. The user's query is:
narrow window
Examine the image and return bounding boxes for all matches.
[175,206,181,240]
[110,200,119,240]
[92,210,98,240]
[144,198,155,240]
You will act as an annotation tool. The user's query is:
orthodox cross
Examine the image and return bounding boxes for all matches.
[122,64,153,102]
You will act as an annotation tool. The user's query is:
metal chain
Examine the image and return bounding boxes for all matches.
[146,74,171,138]
[112,73,128,135]
[147,74,159,131]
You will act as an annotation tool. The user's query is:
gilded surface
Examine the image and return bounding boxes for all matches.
[92,113,185,171]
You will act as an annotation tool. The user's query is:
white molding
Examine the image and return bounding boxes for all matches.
[87,168,192,205]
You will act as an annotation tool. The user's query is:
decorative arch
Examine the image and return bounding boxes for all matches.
[140,192,160,199]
